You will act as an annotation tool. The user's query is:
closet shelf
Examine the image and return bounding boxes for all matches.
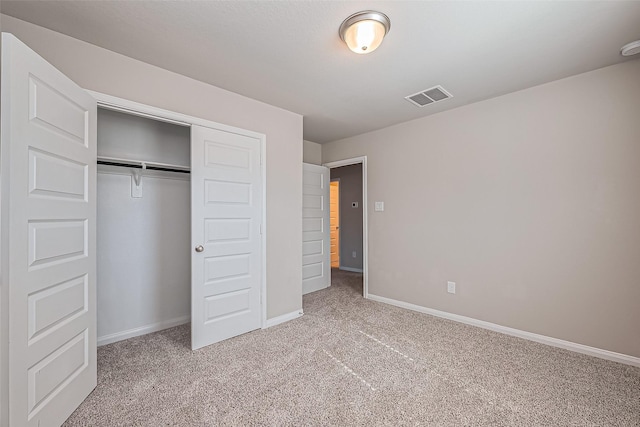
[97,156,190,174]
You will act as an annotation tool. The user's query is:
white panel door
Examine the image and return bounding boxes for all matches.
[302,163,330,294]
[191,125,262,350]
[1,34,97,426]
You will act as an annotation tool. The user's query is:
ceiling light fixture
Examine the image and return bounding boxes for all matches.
[339,10,391,54]
[620,40,640,57]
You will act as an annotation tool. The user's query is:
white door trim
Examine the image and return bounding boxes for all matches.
[323,156,369,298]
[86,90,268,328]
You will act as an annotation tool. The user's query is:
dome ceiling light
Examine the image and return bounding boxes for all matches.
[620,40,640,57]
[339,10,391,54]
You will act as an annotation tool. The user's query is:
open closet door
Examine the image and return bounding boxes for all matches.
[1,34,97,426]
[302,163,330,294]
[191,125,262,350]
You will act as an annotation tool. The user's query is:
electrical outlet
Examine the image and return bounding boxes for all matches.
[352,251,357,258]
[447,281,456,294]
[374,201,384,211]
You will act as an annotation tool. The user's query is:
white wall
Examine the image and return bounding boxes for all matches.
[303,140,322,165]
[98,108,190,166]
[97,171,190,343]
[97,109,190,344]
[1,14,303,319]
[323,59,640,358]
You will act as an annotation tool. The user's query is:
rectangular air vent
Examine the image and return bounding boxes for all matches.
[405,86,452,107]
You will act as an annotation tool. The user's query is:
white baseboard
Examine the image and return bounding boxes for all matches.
[339,266,363,273]
[264,310,303,328]
[97,315,190,346]
[367,294,640,368]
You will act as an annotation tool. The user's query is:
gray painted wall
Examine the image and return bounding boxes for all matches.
[331,164,363,271]
[303,140,322,165]
[323,59,640,358]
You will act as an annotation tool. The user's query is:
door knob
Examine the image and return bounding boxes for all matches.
[195,245,204,253]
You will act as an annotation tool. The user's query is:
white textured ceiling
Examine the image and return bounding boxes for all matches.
[2,1,639,143]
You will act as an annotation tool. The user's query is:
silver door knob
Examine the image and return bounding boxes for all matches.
[195,245,204,253]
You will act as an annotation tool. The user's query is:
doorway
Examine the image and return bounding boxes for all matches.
[330,179,340,268]
[324,157,368,298]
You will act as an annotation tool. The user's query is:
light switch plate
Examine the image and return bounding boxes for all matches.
[374,202,384,212]
[447,281,456,294]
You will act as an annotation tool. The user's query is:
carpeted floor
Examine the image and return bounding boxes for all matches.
[64,269,640,426]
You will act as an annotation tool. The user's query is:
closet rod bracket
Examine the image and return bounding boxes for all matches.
[131,163,146,198]
[132,162,147,187]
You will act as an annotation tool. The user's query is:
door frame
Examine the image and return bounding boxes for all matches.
[86,90,268,327]
[323,157,369,298]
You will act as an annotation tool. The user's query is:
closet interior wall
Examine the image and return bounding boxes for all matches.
[97,108,191,345]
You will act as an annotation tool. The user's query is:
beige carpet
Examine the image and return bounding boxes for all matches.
[65,269,640,426]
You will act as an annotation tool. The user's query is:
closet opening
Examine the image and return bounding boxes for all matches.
[96,107,192,346]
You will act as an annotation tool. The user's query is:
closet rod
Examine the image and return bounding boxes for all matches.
[97,156,190,174]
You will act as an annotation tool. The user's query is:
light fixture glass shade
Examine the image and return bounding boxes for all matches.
[339,11,390,55]
[343,19,386,54]
[620,40,640,57]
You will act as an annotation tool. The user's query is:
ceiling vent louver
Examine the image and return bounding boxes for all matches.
[405,86,452,107]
